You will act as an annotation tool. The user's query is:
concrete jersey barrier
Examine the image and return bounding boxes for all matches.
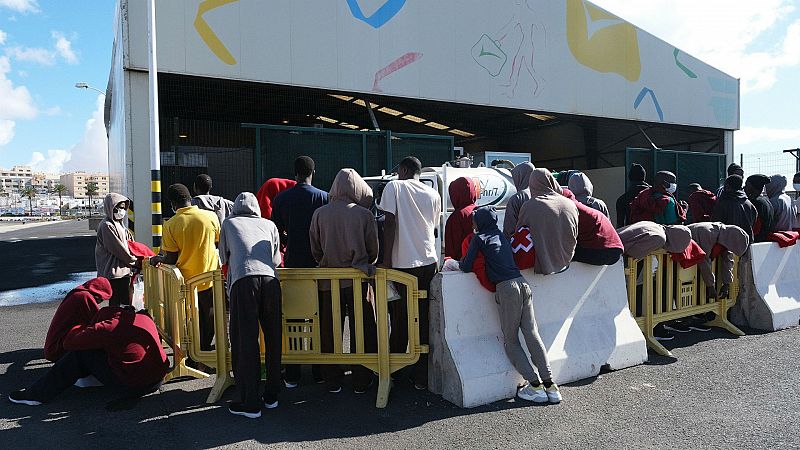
[734,242,800,331]
[429,261,647,408]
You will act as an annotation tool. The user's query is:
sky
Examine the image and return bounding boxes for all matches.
[0,0,798,175]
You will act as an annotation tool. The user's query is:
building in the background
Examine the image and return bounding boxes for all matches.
[0,166,33,193]
[29,173,62,194]
[59,172,110,198]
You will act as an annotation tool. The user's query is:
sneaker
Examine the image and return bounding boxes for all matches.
[263,400,278,409]
[687,320,712,332]
[663,322,691,333]
[653,326,674,341]
[327,385,342,393]
[409,377,427,391]
[228,402,261,419]
[354,379,375,395]
[517,383,548,403]
[8,390,42,406]
[74,375,104,388]
[283,380,298,389]
[545,384,562,404]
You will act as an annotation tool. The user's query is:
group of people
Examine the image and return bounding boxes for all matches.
[9,155,799,417]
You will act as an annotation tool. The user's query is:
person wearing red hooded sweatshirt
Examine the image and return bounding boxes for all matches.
[630,171,686,225]
[9,306,168,406]
[256,178,297,220]
[686,183,716,224]
[445,177,479,259]
[44,277,113,362]
[562,189,623,266]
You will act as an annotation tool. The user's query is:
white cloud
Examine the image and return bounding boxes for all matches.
[6,45,54,65]
[0,0,38,14]
[29,149,70,173]
[0,119,14,145]
[51,31,78,64]
[0,29,7,45]
[736,127,800,146]
[593,0,800,92]
[0,56,37,120]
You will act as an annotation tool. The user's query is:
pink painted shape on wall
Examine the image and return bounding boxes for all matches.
[373,52,423,92]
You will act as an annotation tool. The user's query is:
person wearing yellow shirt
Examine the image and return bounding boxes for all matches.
[150,183,220,351]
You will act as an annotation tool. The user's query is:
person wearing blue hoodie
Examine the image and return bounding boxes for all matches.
[459,206,561,404]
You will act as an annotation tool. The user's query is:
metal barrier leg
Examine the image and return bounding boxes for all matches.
[705,300,745,336]
[207,272,235,404]
[643,331,672,357]
[374,270,391,408]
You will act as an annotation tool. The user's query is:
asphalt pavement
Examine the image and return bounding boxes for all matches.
[0,299,797,449]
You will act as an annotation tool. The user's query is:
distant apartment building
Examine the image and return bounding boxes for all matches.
[30,172,62,193]
[60,172,110,198]
[0,165,33,193]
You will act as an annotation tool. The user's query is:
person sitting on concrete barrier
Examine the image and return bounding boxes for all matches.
[459,206,561,404]
[219,192,283,418]
[95,193,138,307]
[687,183,716,224]
[688,222,749,300]
[630,171,686,225]
[310,168,379,395]
[713,175,757,243]
[766,174,797,232]
[378,156,441,391]
[616,163,650,227]
[744,174,775,242]
[9,306,168,407]
[445,176,479,259]
[503,162,535,239]
[516,169,578,275]
[44,277,113,362]
[568,172,610,218]
[562,188,623,266]
[272,156,328,387]
[255,178,296,220]
[192,174,234,226]
[716,163,745,197]
[150,183,220,352]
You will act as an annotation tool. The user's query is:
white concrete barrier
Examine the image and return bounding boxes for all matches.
[733,242,800,331]
[429,261,647,408]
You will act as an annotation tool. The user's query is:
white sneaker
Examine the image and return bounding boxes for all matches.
[74,375,104,388]
[545,384,562,404]
[264,400,278,409]
[283,380,298,389]
[517,383,548,403]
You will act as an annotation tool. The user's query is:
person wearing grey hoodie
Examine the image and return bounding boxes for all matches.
[95,193,138,307]
[568,172,610,218]
[502,162,535,239]
[310,168,379,394]
[765,174,797,231]
[219,192,282,418]
[688,222,749,299]
[192,174,234,226]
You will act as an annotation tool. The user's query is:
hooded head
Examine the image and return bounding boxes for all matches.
[232,192,261,217]
[718,224,749,256]
[71,277,113,303]
[103,193,128,220]
[724,174,744,193]
[727,163,744,177]
[663,225,692,253]
[654,171,677,193]
[473,206,499,233]
[511,162,535,191]
[448,177,479,210]
[765,174,787,198]
[329,168,373,208]
[629,163,646,182]
[744,174,770,200]
[567,172,593,201]
[529,168,563,197]
[264,178,296,202]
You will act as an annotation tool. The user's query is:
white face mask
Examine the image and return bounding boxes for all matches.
[666,183,677,194]
[794,183,800,192]
[113,209,126,221]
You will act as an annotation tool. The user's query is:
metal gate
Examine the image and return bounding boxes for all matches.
[626,148,726,201]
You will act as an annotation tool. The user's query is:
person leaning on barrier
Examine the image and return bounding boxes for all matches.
[502,162,535,239]
[568,172,610,218]
[310,168,379,394]
[445,176,479,259]
[630,171,686,225]
[765,174,797,231]
[377,156,441,391]
[744,174,775,243]
[192,174,234,227]
[515,168,578,275]
[44,277,113,362]
[688,222,749,300]
[219,192,283,419]
[459,206,561,404]
[562,188,623,266]
[713,175,757,243]
[615,163,650,227]
[150,183,220,352]
[95,193,139,307]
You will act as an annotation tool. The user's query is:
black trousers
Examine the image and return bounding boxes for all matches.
[197,288,215,351]
[319,283,377,391]
[25,350,158,403]
[108,276,132,307]
[573,246,623,266]
[229,275,282,408]
[390,263,437,387]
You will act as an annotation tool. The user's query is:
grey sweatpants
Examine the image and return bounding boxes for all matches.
[495,277,552,384]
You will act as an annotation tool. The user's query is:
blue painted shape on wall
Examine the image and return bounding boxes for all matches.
[634,87,664,122]
[346,0,407,29]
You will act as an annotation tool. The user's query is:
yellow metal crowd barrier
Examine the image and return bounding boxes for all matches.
[144,265,428,408]
[625,250,744,356]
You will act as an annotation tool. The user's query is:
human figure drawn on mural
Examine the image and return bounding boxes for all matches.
[471,0,547,99]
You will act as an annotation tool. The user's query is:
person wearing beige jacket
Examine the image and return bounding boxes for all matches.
[94,193,138,307]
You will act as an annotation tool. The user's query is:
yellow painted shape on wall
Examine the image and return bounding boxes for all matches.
[566,0,641,82]
[195,0,239,65]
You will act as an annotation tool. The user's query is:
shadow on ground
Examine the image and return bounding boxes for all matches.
[0,237,95,291]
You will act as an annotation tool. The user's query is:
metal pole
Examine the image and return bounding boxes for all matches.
[148,0,163,252]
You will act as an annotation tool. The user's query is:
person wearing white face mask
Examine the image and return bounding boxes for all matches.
[95,193,139,306]
[629,171,686,225]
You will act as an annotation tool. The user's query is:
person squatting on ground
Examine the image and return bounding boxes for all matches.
[44,277,113,362]
[713,175,757,243]
[445,176,479,259]
[219,192,283,419]
[378,156,441,390]
[503,162,535,239]
[562,188,623,266]
[688,222,749,300]
[765,174,797,232]
[630,171,686,225]
[150,183,220,352]
[192,174,234,226]
[271,156,328,387]
[515,169,578,275]
[744,174,775,242]
[95,193,138,307]
[9,306,169,406]
[615,163,650,227]
[459,206,561,404]
[567,172,610,218]
[310,168,379,394]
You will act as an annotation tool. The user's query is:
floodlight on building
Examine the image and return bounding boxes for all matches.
[318,116,339,124]
[424,121,449,130]
[377,106,403,116]
[449,129,475,137]
[74,82,106,96]
[328,94,354,102]
[402,114,426,123]
[525,113,556,121]
[353,99,379,108]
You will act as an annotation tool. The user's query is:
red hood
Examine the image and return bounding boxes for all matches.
[128,240,156,258]
[448,176,478,210]
[257,178,297,219]
[71,277,113,303]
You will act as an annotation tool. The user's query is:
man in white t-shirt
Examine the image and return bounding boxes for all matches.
[378,156,441,390]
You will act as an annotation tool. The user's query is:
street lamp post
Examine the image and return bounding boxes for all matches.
[74,82,106,96]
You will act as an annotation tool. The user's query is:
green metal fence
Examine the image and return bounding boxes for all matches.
[626,148,727,201]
